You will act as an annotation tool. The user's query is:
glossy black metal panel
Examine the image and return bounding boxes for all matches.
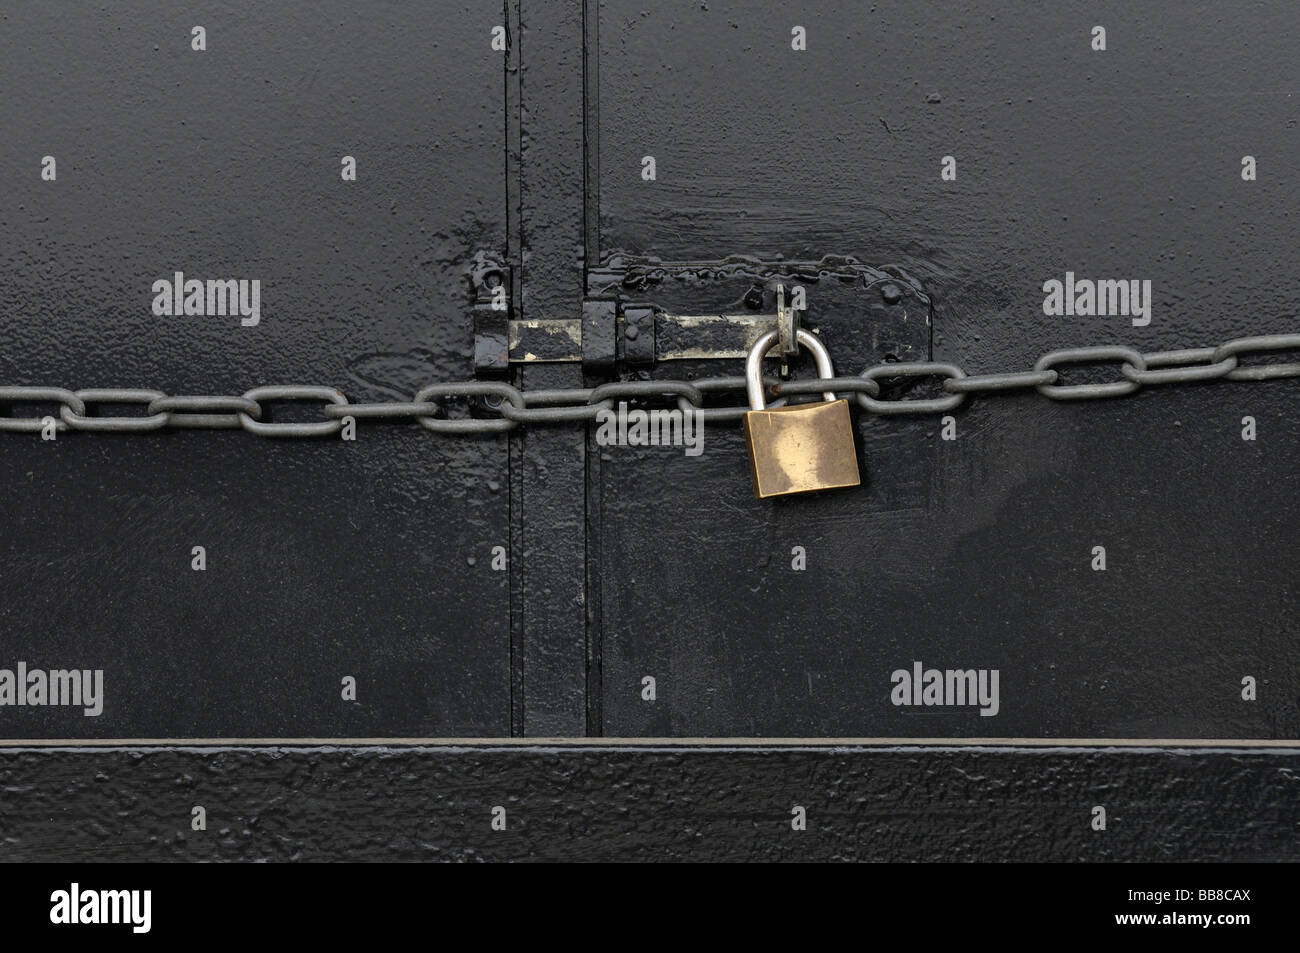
[0,2,511,737]
[595,0,1300,738]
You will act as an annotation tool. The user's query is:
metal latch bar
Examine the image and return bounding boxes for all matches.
[504,308,789,364]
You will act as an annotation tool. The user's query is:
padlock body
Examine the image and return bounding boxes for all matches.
[743,398,861,498]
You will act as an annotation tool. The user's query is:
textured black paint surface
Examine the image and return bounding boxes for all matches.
[1,745,1297,861]
[514,1,589,736]
[0,3,511,737]
[596,0,1300,738]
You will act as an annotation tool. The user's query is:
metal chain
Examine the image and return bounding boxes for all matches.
[1,333,1296,436]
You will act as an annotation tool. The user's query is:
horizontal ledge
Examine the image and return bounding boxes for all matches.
[0,737,1298,750]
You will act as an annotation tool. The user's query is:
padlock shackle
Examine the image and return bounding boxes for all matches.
[746,329,837,410]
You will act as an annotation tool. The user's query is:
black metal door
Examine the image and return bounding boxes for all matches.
[1,1,1298,863]
[3,1,1298,742]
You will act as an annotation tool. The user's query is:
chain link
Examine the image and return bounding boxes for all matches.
[1,333,1296,436]
[857,362,967,415]
[238,386,348,437]
[0,387,86,432]
[61,388,170,432]
[148,395,263,429]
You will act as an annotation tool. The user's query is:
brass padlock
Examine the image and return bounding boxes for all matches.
[743,328,861,498]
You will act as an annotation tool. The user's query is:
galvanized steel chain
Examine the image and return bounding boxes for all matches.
[1,333,1297,436]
